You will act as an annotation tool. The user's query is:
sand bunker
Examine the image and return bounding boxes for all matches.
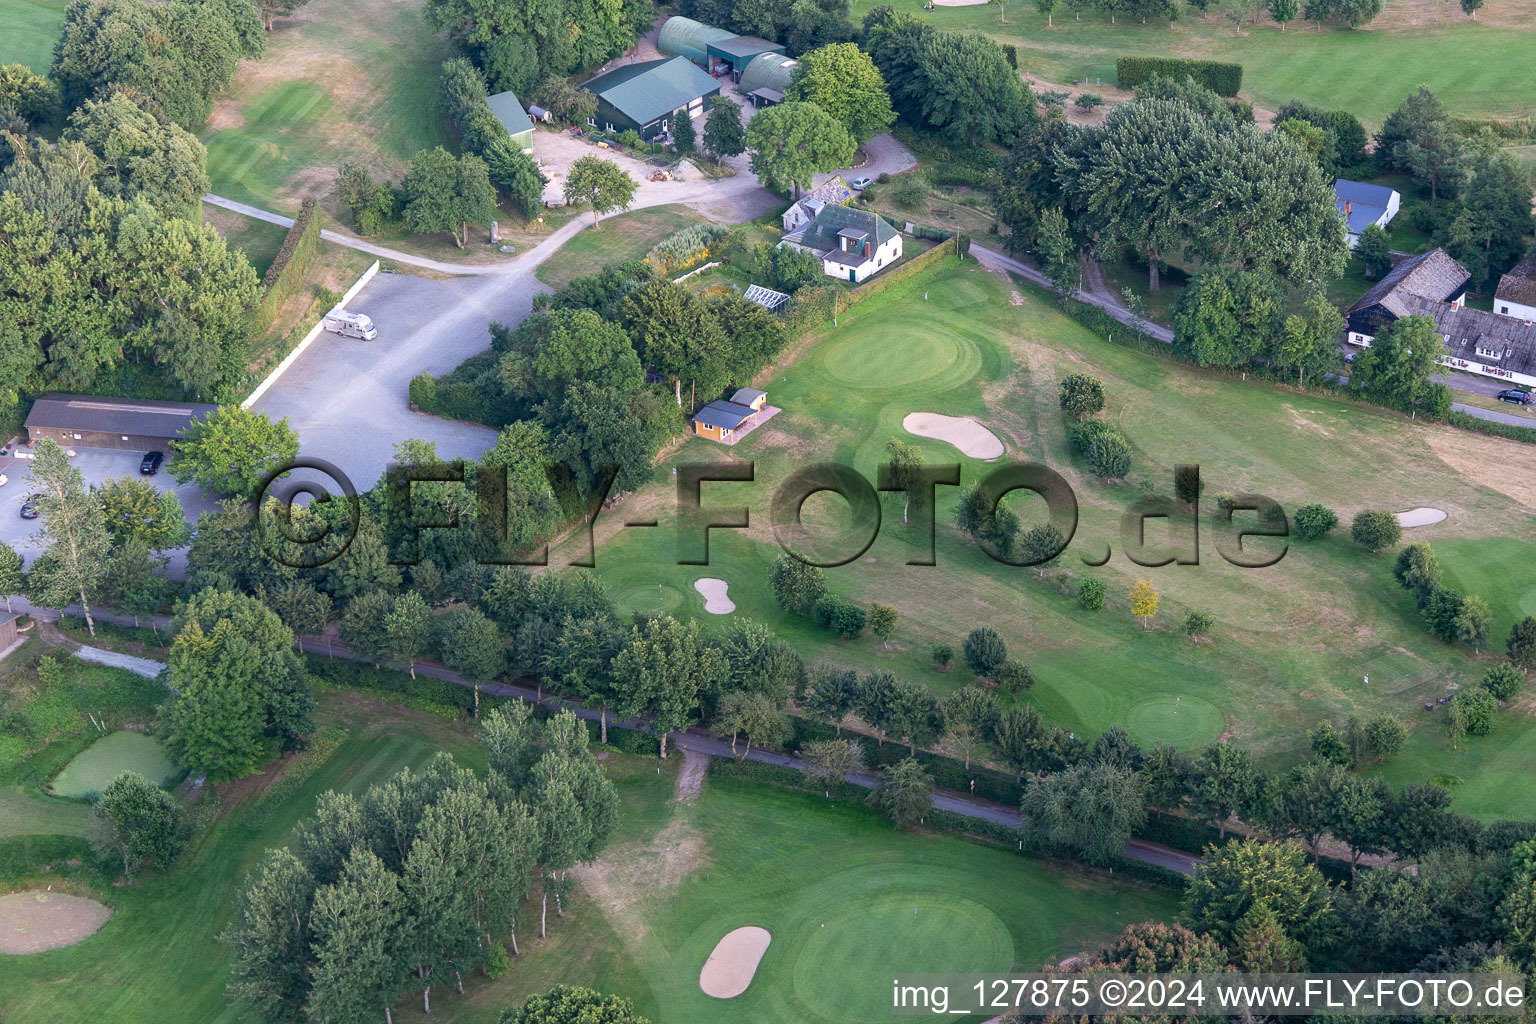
[695,578,735,614]
[1397,507,1448,528]
[700,926,772,998]
[902,413,1004,459]
[0,891,111,954]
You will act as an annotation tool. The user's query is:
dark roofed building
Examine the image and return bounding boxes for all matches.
[1345,248,1470,343]
[24,394,218,451]
[730,388,767,410]
[704,35,785,79]
[691,400,757,442]
[1334,179,1400,248]
[1495,250,1536,322]
[781,205,903,283]
[581,57,721,141]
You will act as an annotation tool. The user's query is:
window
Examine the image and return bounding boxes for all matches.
[1502,306,1511,314]
[587,117,596,127]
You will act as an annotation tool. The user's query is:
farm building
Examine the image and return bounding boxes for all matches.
[1345,247,1536,390]
[1495,251,1536,322]
[24,394,217,451]
[781,175,853,233]
[737,52,798,107]
[486,90,536,153]
[658,16,786,80]
[691,400,758,442]
[581,57,721,141]
[781,205,903,283]
[1334,179,1400,249]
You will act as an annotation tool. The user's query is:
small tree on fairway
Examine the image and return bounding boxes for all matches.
[884,438,925,523]
[1078,577,1106,610]
[1508,617,1536,671]
[769,556,826,615]
[871,758,933,826]
[930,643,954,670]
[1351,509,1402,553]
[1362,713,1407,762]
[1455,594,1492,652]
[1451,688,1497,736]
[1355,223,1392,278]
[671,110,696,154]
[991,660,1035,695]
[1459,0,1484,17]
[1035,0,1059,25]
[943,687,999,769]
[703,97,746,161]
[1130,580,1160,629]
[1482,662,1524,702]
[963,627,1007,676]
[1268,0,1298,28]
[1018,523,1066,577]
[0,541,24,612]
[92,771,183,881]
[1185,611,1215,638]
[869,603,897,647]
[1292,503,1338,541]
[803,738,865,797]
[562,156,638,228]
[501,985,649,1024]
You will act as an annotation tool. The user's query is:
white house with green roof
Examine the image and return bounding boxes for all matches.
[486,90,535,154]
[780,205,903,283]
[579,57,721,141]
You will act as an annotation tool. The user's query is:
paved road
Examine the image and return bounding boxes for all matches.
[1451,402,1534,428]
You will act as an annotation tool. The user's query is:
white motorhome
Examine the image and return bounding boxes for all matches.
[323,309,377,340]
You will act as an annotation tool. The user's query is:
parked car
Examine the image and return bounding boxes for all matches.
[322,310,377,341]
[140,450,163,475]
[1496,388,1532,406]
[850,176,873,190]
[19,494,39,519]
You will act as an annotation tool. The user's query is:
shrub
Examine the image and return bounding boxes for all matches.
[1058,373,1106,419]
[1071,420,1133,478]
[1116,57,1243,97]
[616,129,641,148]
[1184,612,1215,637]
[1451,688,1498,736]
[1036,90,1070,108]
[814,595,867,639]
[964,627,1007,676]
[991,660,1035,694]
[930,643,954,670]
[644,223,726,275]
[1362,713,1407,761]
[1481,663,1524,703]
[1074,93,1104,109]
[1174,465,1203,504]
[1292,503,1339,541]
[1351,509,1402,553]
[1077,578,1106,611]
[888,175,927,207]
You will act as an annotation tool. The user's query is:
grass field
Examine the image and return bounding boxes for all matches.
[577,254,1536,817]
[0,786,91,839]
[200,0,452,212]
[0,0,67,74]
[854,0,1536,127]
[534,206,706,289]
[49,732,178,799]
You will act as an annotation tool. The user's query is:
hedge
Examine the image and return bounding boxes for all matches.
[1444,409,1536,446]
[254,198,321,329]
[838,241,953,311]
[1116,57,1243,97]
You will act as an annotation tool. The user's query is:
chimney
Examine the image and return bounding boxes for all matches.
[1345,201,1352,216]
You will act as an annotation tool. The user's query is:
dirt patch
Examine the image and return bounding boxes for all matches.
[676,746,709,802]
[277,164,341,207]
[571,816,708,941]
[1009,289,1025,306]
[699,925,773,998]
[1283,404,1333,437]
[1424,427,1536,510]
[0,891,111,954]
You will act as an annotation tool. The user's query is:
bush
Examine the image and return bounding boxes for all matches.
[1074,93,1104,109]
[1292,503,1339,540]
[1077,578,1106,611]
[1116,57,1243,97]
[616,129,641,149]
[963,627,1007,676]
[888,175,927,206]
[1184,612,1215,637]
[813,595,866,639]
[1351,509,1402,553]
[644,223,726,275]
[1452,688,1498,736]
[1481,663,1524,703]
[930,643,954,670]
[1058,373,1106,419]
[1036,90,1070,108]
[1071,420,1132,478]
[991,660,1035,694]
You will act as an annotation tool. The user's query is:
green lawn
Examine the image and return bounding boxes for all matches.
[855,0,1536,127]
[49,732,178,799]
[577,254,1536,817]
[0,0,68,74]
[200,0,452,212]
[0,785,92,839]
[534,206,706,289]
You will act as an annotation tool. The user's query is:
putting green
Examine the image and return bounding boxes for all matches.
[816,324,981,393]
[1124,694,1224,748]
[790,889,1013,1020]
[614,582,685,618]
[50,732,178,800]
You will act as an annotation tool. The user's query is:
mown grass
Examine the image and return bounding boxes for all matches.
[577,255,1536,816]
[0,0,68,74]
[852,0,1536,127]
[534,205,706,289]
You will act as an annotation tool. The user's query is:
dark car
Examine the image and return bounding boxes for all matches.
[19,494,41,519]
[140,450,164,475]
[1496,388,1532,406]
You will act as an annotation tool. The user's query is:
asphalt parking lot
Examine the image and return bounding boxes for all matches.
[0,447,219,569]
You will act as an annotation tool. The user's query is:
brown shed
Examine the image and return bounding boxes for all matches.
[24,394,219,452]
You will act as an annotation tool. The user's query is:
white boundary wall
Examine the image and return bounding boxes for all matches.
[242,260,380,410]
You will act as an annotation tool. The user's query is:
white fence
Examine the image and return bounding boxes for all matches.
[242,259,380,410]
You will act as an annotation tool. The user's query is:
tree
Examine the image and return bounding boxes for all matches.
[671,109,696,154]
[1129,579,1160,629]
[92,770,183,880]
[1173,268,1282,367]
[562,156,637,228]
[1077,578,1106,610]
[1292,503,1339,541]
[1183,838,1335,947]
[803,738,864,797]
[64,91,210,215]
[1446,151,1534,291]
[1272,288,1345,385]
[963,627,1007,676]
[1378,87,1468,202]
[1509,617,1536,671]
[803,664,860,734]
[905,31,1034,145]
[1018,523,1065,577]
[500,985,650,1024]
[883,438,925,524]
[868,603,898,648]
[786,44,895,148]
[26,439,112,635]
[1355,223,1392,279]
[1482,662,1524,703]
[1034,207,1080,296]
[713,689,789,757]
[385,591,433,679]
[483,135,547,219]
[745,101,855,197]
[102,537,171,628]
[1193,742,1260,837]
[0,63,58,127]
[1351,509,1402,553]
[870,758,933,826]
[1071,420,1132,478]
[1019,760,1146,865]
[611,616,724,758]
[991,660,1035,695]
[1268,0,1298,28]
[438,607,504,716]
[1362,713,1407,762]
[1058,373,1105,420]
[306,848,406,1024]
[1035,0,1059,25]
[1459,0,1484,15]
[94,476,189,550]
[1455,594,1492,652]
[222,848,316,1023]
[769,556,826,616]
[256,0,312,30]
[0,542,22,612]
[702,96,747,161]
[1184,611,1215,638]
[930,643,954,670]
[171,406,299,499]
[942,687,999,769]
[1451,688,1497,736]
